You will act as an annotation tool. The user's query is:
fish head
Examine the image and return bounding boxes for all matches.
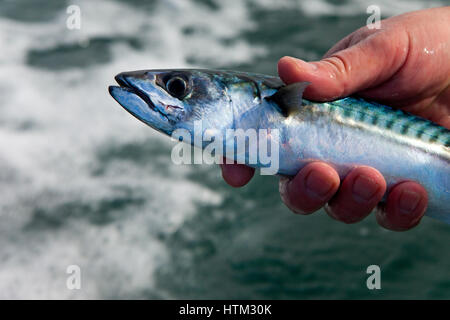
[109,69,230,136]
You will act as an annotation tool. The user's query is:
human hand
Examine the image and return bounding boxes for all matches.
[221,7,450,231]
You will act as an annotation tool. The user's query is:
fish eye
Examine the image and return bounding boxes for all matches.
[166,76,189,99]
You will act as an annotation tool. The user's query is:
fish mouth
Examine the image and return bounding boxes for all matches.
[109,74,156,111]
[108,73,174,134]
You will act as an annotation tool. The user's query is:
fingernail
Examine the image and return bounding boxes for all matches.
[279,176,309,215]
[305,170,334,200]
[352,174,379,203]
[279,176,291,204]
[278,177,293,208]
[399,190,421,214]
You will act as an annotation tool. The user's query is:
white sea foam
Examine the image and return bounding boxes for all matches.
[0,0,254,299]
[254,0,445,17]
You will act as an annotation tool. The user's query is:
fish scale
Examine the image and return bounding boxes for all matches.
[319,97,450,148]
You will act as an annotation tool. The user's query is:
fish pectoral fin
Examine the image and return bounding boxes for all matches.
[266,81,310,117]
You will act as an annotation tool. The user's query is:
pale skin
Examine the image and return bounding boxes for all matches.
[220,7,450,231]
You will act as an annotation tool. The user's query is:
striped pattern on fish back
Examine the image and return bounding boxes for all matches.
[322,97,450,148]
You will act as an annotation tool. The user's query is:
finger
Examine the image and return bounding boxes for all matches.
[220,163,255,188]
[279,162,340,214]
[376,181,428,231]
[277,30,409,101]
[325,166,386,224]
[322,33,353,58]
[323,27,378,58]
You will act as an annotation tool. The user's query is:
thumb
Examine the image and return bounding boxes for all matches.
[278,34,408,101]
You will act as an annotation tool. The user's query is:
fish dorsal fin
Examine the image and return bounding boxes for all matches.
[266,82,310,117]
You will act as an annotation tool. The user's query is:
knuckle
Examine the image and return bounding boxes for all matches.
[322,55,351,96]
[279,177,319,215]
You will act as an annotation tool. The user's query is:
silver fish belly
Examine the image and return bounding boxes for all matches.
[273,98,450,223]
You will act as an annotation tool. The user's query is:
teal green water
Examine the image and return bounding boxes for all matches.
[0,0,449,299]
